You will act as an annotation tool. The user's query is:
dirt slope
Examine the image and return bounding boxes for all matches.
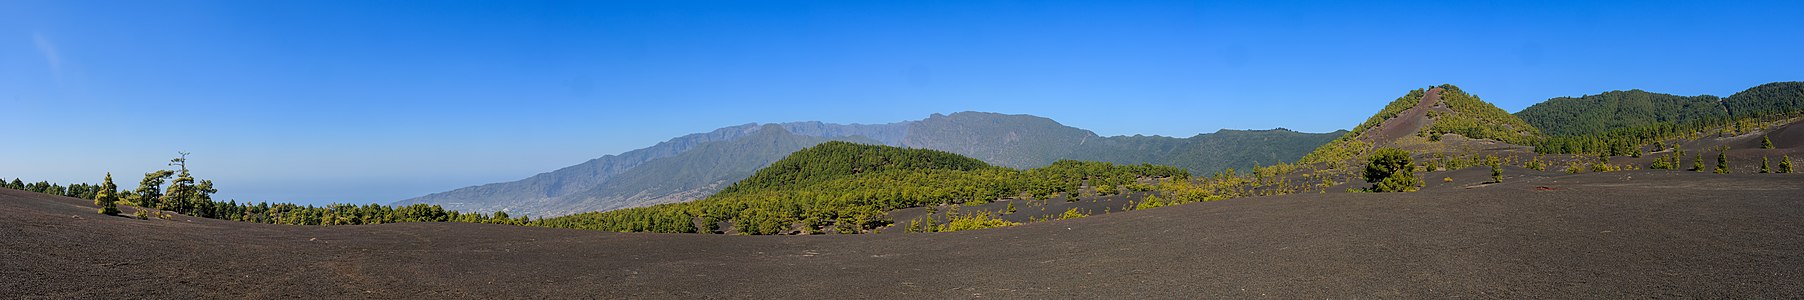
[5,171,1803,298]
[1365,87,1443,145]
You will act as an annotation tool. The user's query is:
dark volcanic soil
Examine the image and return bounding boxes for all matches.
[6,171,1803,298]
[1366,87,1442,145]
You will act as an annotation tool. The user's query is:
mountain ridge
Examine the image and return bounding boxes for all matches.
[398,111,1343,217]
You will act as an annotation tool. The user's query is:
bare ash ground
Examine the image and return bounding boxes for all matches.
[4,170,1802,298]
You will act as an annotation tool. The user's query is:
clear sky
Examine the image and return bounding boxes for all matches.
[3,1,1800,205]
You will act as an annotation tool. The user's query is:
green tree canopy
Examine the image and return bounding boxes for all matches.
[133,170,174,208]
[1782,155,1795,173]
[1364,148,1421,192]
[96,173,120,215]
[162,170,198,212]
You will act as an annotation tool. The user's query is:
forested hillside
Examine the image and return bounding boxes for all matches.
[1078,128,1346,173]
[1515,90,1726,137]
[1423,84,1542,145]
[715,141,993,195]
[543,125,880,215]
[1520,81,1804,154]
[909,112,1343,174]
[536,142,1189,235]
[1300,84,1540,171]
[1726,81,1804,120]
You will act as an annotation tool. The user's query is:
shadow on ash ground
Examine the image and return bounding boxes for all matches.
[4,170,1803,298]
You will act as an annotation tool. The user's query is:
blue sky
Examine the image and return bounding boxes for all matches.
[3,1,1800,205]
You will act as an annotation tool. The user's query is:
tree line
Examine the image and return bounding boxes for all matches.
[10,147,1202,235]
[5,154,528,226]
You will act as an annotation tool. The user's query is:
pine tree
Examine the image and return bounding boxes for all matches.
[1672,150,1684,169]
[1783,155,1795,173]
[134,170,174,209]
[1714,152,1729,174]
[1760,157,1771,173]
[8,178,21,189]
[1693,154,1704,172]
[1491,160,1503,183]
[1763,136,1775,149]
[162,170,197,213]
[96,173,120,215]
[193,180,217,218]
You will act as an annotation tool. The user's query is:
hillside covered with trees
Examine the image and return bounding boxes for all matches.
[1296,84,1543,167]
[536,142,1189,235]
[1422,84,1543,145]
[1302,81,1804,168]
[1515,90,1727,137]
[539,125,881,215]
[1071,128,1346,175]
[1520,81,1804,155]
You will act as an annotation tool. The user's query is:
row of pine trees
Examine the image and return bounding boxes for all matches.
[4,154,529,226]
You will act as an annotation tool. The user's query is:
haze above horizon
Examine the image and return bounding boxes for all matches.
[3,0,1800,205]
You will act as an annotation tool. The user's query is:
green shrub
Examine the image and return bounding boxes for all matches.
[1591,160,1615,172]
[1363,148,1421,192]
[1650,154,1675,170]
[1057,208,1088,220]
[1095,184,1117,196]
[1134,194,1167,210]
[937,212,1018,232]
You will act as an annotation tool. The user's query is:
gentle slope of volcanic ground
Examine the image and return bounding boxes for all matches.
[5,171,1803,298]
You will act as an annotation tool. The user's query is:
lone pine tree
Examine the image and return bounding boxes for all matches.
[1715,152,1730,174]
[95,173,120,216]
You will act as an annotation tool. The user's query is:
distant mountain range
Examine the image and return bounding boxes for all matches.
[394,111,1344,216]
